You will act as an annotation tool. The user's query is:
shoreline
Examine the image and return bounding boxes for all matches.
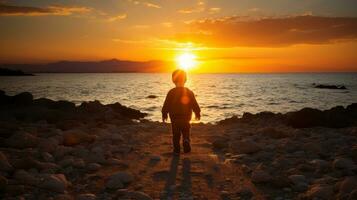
[0,90,356,199]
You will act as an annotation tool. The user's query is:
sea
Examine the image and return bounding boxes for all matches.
[1,73,356,123]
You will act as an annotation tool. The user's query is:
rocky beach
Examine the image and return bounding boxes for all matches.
[0,91,356,200]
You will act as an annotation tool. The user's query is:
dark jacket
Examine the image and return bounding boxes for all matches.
[162,87,200,122]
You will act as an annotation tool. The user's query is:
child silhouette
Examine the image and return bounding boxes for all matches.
[162,69,201,155]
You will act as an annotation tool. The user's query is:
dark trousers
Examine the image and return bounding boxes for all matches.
[171,121,191,153]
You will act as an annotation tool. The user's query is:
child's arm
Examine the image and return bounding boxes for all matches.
[161,92,171,122]
[191,91,201,120]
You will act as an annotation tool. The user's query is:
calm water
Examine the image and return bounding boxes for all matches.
[1,73,356,123]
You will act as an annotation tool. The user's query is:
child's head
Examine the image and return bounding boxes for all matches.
[172,69,187,86]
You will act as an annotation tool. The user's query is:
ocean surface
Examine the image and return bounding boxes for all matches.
[1,73,356,123]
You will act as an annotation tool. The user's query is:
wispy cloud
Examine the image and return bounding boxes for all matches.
[0,3,91,16]
[161,22,172,28]
[208,7,221,14]
[178,1,205,14]
[107,14,127,22]
[175,15,357,47]
[127,0,161,9]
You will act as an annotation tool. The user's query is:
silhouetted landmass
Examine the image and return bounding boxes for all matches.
[313,83,347,90]
[0,68,33,76]
[219,103,357,128]
[0,59,171,73]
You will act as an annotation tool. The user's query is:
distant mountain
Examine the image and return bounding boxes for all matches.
[0,59,171,73]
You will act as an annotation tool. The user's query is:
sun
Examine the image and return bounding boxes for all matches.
[176,53,197,71]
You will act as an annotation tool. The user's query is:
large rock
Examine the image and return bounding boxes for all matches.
[40,174,69,193]
[63,129,95,146]
[251,169,271,183]
[304,184,334,199]
[232,140,261,154]
[106,172,134,189]
[121,191,153,200]
[286,108,325,128]
[0,151,13,171]
[14,169,39,185]
[333,158,356,170]
[77,193,96,200]
[339,177,357,194]
[4,131,38,149]
[11,92,33,105]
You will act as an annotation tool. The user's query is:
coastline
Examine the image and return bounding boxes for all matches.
[0,91,356,199]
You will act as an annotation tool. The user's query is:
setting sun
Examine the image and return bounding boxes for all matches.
[176,53,197,71]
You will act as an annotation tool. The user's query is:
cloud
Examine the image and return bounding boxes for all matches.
[174,15,357,47]
[127,0,161,9]
[0,3,91,16]
[107,14,127,22]
[178,1,205,14]
[208,7,221,14]
[143,2,161,9]
[161,22,172,28]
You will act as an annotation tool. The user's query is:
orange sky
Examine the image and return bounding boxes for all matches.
[1,0,357,72]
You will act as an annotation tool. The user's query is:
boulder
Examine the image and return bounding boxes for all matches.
[251,169,272,183]
[14,169,39,185]
[38,138,58,153]
[40,174,69,193]
[4,131,38,149]
[11,92,33,105]
[232,140,261,154]
[123,191,153,200]
[339,177,357,194]
[106,172,134,189]
[286,108,325,128]
[305,184,334,199]
[333,158,356,170]
[87,163,101,171]
[77,193,96,200]
[0,151,13,171]
[63,129,95,146]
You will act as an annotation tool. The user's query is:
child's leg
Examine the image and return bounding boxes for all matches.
[171,123,181,153]
[182,122,191,153]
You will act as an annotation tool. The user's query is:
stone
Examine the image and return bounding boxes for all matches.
[41,152,55,162]
[333,158,356,170]
[305,184,334,199]
[38,138,58,153]
[0,151,13,171]
[14,169,39,185]
[63,129,95,146]
[77,193,96,200]
[232,140,261,154]
[106,172,134,189]
[40,174,69,193]
[4,131,38,149]
[123,191,153,200]
[251,169,272,183]
[288,174,307,185]
[339,177,357,194]
[11,92,33,105]
[87,163,101,171]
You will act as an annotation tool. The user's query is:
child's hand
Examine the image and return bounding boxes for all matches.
[162,115,168,122]
[195,115,201,121]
